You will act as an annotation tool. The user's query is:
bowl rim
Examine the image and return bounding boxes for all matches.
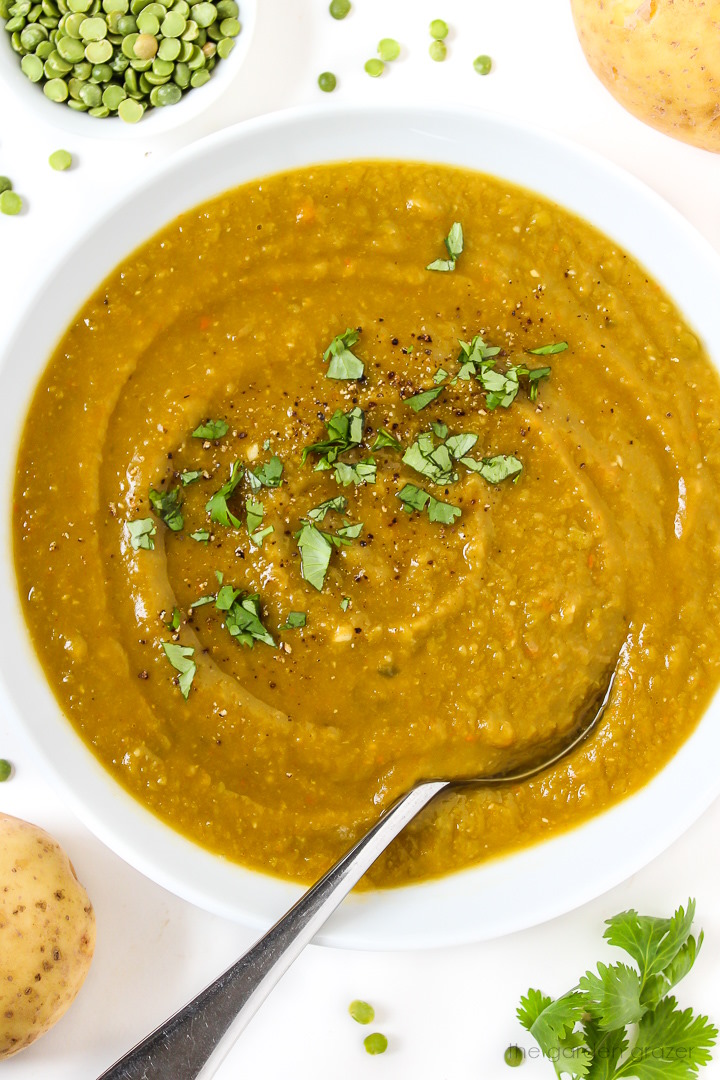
[2,102,720,950]
[0,0,257,140]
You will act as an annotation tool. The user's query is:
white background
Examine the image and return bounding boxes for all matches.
[1,2,720,1078]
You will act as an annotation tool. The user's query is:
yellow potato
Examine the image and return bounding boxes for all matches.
[0,813,96,1059]
[570,0,720,152]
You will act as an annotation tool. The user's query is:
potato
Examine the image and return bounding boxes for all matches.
[0,813,96,1059]
[570,0,720,152]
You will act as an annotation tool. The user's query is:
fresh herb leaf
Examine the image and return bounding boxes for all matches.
[295,522,333,591]
[433,367,448,384]
[248,454,284,491]
[192,419,229,440]
[334,521,363,543]
[190,530,210,543]
[215,570,224,584]
[402,432,456,484]
[302,407,365,468]
[180,470,204,486]
[406,386,444,412]
[479,365,522,409]
[528,341,568,356]
[323,327,364,380]
[427,495,461,524]
[161,641,196,699]
[373,428,402,451]
[189,593,215,609]
[149,486,184,531]
[222,591,276,648]
[430,420,448,439]
[525,365,552,402]
[460,454,523,484]
[427,221,463,271]
[280,611,306,630]
[445,432,478,459]
[578,963,644,1031]
[396,483,430,514]
[246,498,264,534]
[165,607,181,631]
[333,457,376,486]
[205,461,243,528]
[307,496,348,522]
[250,525,274,547]
[340,597,350,612]
[126,517,156,550]
[604,901,697,991]
[615,996,717,1079]
[216,583,240,610]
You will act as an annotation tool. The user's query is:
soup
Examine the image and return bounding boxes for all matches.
[13,162,720,886]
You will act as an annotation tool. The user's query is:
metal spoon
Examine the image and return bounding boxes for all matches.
[98,669,615,1080]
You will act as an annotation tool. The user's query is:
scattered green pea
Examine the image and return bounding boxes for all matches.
[429,18,448,39]
[504,1045,524,1067]
[377,37,399,62]
[349,1000,375,1025]
[317,70,336,92]
[0,190,22,215]
[0,759,12,782]
[364,57,383,77]
[328,0,350,17]
[49,148,73,170]
[0,176,12,194]
[363,1033,388,1055]
[473,53,492,75]
[429,39,446,62]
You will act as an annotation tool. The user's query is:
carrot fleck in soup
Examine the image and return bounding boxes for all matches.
[13,162,720,887]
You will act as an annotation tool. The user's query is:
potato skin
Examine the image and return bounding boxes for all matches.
[0,813,96,1059]
[571,0,720,152]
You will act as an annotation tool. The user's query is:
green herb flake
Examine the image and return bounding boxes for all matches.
[180,470,204,486]
[192,418,229,440]
[222,591,276,648]
[149,486,184,531]
[461,454,523,484]
[373,428,402,451]
[323,327,364,380]
[249,454,284,491]
[296,522,334,591]
[126,517,156,550]
[307,496,348,522]
[396,483,430,514]
[430,420,448,439]
[162,641,196,699]
[165,607,181,631]
[333,457,376,487]
[246,498,264,535]
[528,341,568,356]
[445,433,477,459]
[397,483,460,524]
[406,386,444,412]
[427,221,463,272]
[402,431,456,485]
[251,526,274,548]
[340,597,351,612]
[280,611,307,630]
[433,367,448,385]
[205,461,244,528]
[517,899,717,1080]
[190,530,210,543]
[427,495,461,524]
[302,407,365,469]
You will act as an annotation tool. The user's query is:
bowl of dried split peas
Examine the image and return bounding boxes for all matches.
[0,0,255,135]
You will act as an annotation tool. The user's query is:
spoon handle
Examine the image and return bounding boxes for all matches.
[97,779,448,1080]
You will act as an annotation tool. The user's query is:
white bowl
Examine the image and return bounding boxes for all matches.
[2,105,720,949]
[0,0,256,139]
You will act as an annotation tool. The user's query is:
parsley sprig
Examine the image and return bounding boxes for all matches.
[427,221,463,272]
[517,899,717,1079]
[323,328,364,380]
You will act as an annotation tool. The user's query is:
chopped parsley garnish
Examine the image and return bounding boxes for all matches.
[524,365,552,402]
[427,221,463,272]
[222,591,276,648]
[403,431,456,484]
[340,597,351,612]
[246,498,274,547]
[126,517,156,550]
[205,461,243,528]
[433,367,448,384]
[406,386,444,412]
[302,406,365,469]
[430,420,448,439]
[461,454,523,483]
[333,521,364,543]
[396,483,461,524]
[372,428,402,451]
[307,496,348,522]
[149,486,184,531]
[165,607,181,631]
[190,530,210,543]
[323,328,364,380]
[451,335,552,407]
[296,522,333,591]
[180,469,204,486]
[333,457,376,486]
[445,432,478,459]
[247,453,284,492]
[528,341,568,355]
[192,419,228,440]
[280,611,307,630]
[517,898,717,1080]
[162,641,196,699]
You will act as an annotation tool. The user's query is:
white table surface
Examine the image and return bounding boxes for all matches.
[2,2,720,1078]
